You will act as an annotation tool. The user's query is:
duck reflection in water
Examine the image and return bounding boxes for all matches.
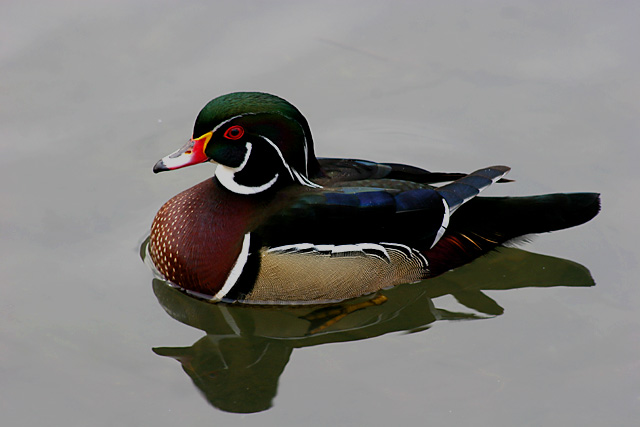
[147,246,596,414]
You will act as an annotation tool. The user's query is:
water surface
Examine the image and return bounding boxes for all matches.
[2,1,638,425]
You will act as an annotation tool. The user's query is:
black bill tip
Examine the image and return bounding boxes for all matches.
[153,159,169,173]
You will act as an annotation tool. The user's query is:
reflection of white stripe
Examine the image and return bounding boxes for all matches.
[218,305,242,335]
[213,233,252,301]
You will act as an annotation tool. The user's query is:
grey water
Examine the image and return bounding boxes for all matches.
[2,1,639,425]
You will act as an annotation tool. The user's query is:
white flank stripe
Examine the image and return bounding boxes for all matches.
[267,242,391,262]
[331,244,361,254]
[267,243,313,252]
[213,233,252,301]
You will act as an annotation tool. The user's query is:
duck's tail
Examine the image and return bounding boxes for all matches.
[424,192,601,276]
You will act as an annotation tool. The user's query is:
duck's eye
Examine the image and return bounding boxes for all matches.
[223,125,244,140]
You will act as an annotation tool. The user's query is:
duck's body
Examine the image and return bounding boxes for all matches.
[149,92,599,304]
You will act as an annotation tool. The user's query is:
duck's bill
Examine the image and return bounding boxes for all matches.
[153,133,212,173]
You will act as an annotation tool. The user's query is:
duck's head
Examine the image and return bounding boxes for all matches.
[154,92,322,194]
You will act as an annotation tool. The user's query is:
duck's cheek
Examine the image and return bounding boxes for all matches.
[207,141,250,168]
[214,143,283,195]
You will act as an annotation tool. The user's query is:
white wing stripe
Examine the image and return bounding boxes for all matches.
[432,198,450,248]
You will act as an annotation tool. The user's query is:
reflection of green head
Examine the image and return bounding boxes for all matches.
[154,335,292,414]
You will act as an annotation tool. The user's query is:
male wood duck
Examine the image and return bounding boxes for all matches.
[149,92,600,304]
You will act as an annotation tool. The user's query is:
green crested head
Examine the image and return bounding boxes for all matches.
[193,92,311,139]
[153,92,322,195]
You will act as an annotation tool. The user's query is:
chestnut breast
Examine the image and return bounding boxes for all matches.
[149,178,261,294]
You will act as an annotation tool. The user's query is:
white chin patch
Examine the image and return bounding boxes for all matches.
[215,166,279,195]
[213,142,279,195]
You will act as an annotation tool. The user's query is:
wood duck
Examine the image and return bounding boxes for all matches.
[149,92,600,304]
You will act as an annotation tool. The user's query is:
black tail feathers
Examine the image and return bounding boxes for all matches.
[453,192,600,236]
[424,192,600,276]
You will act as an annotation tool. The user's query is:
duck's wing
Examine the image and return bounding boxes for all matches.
[318,158,465,184]
[318,158,513,184]
[255,165,510,250]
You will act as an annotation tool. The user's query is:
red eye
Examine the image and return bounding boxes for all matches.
[223,125,244,140]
